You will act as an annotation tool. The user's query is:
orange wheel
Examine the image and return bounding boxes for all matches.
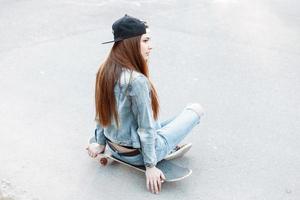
[100,157,108,165]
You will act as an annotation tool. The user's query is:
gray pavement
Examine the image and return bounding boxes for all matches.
[0,0,299,199]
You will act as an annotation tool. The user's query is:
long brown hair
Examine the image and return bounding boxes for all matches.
[95,35,159,127]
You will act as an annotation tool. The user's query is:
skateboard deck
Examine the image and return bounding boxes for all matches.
[89,137,192,182]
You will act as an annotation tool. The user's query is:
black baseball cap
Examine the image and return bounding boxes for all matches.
[102,14,148,44]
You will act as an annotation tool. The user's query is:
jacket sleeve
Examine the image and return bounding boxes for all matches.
[95,123,106,145]
[130,76,157,167]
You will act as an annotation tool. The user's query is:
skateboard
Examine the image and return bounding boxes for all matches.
[89,137,192,182]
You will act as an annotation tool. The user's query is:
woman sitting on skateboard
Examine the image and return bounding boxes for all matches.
[86,14,204,194]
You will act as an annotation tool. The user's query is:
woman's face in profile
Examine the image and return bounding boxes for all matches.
[140,32,152,62]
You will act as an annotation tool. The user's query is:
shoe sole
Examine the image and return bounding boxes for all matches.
[164,143,192,160]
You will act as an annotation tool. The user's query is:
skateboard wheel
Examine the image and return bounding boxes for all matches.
[100,157,108,165]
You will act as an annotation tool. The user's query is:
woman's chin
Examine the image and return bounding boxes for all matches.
[145,56,150,62]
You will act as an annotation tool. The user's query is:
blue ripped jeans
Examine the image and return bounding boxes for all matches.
[107,106,201,166]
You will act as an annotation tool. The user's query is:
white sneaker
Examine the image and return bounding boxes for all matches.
[164,143,192,160]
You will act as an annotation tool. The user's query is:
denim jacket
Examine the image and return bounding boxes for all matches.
[95,69,158,167]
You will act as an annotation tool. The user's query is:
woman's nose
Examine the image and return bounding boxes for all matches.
[149,43,153,50]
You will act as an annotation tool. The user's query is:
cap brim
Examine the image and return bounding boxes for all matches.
[102,37,124,44]
[101,40,115,44]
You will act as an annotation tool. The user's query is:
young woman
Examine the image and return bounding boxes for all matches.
[86,14,204,194]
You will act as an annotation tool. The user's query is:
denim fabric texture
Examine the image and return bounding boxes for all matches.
[95,69,201,167]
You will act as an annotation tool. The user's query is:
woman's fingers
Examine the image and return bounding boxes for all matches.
[147,178,155,194]
[161,172,166,181]
[146,179,150,191]
[153,180,158,194]
[157,179,161,193]
[148,179,161,194]
[151,180,155,193]
[86,145,100,158]
[88,150,96,158]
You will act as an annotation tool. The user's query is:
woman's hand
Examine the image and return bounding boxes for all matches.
[86,143,105,158]
[145,166,166,194]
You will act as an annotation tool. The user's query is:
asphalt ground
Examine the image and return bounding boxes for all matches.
[0,0,299,199]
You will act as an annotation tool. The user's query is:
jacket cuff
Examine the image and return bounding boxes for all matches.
[95,127,106,145]
[145,163,156,168]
